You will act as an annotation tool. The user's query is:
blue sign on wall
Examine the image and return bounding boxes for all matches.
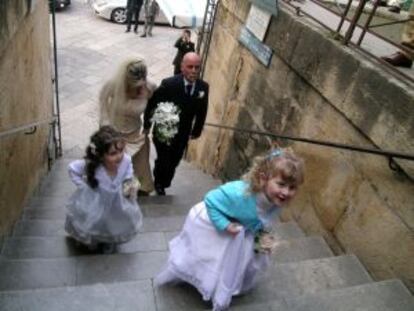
[248,0,278,15]
[239,26,273,67]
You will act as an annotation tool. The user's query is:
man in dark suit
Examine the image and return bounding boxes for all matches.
[143,52,209,195]
[126,0,144,33]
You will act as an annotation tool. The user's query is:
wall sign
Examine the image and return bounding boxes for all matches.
[247,0,278,15]
[246,4,272,42]
[239,26,273,67]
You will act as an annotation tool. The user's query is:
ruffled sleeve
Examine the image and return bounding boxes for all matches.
[68,160,87,187]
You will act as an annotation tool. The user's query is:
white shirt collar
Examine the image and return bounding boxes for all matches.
[183,78,196,95]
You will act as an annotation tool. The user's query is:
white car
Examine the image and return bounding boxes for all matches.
[90,0,206,27]
[91,0,168,24]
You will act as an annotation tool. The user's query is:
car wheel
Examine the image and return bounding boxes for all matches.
[111,8,127,24]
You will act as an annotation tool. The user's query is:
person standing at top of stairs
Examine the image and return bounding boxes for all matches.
[125,0,144,33]
[64,126,143,254]
[155,148,305,311]
[140,0,160,37]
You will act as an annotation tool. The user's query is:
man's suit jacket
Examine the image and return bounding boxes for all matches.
[144,74,209,147]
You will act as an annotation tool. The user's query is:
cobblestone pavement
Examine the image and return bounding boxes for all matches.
[53,0,183,155]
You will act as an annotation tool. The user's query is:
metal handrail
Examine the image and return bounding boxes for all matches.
[282,0,414,84]
[205,123,414,161]
[0,117,57,139]
[50,0,63,156]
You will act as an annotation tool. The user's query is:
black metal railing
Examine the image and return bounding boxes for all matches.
[205,123,414,177]
[282,0,414,83]
[0,118,57,139]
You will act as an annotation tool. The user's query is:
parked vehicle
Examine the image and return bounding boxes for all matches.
[90,0,206,27]
[90,0,168,25]
[49,0,71,11]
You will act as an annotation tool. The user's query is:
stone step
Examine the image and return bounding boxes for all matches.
[39,159,219,201]
[2,232,168,259]
[238,254,373,303]
[0,251,168,292]
[27,187,215,209]
[12,217,186,237]
[281,279,414,311]
[270,236,333,263]
[2,234,328,262]
[0,280,157,311]
[12,218,303,239]
[21,204,191,220]
[23,202,193,219]
[153,255,373,311]
[231,279,414,311]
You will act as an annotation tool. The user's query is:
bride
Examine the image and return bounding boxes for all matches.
[99,57,156,195]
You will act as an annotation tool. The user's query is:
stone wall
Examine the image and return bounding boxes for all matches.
[188,0,414,291]
[0,0,53,245]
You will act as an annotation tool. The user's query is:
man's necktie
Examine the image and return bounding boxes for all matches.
[186,84,193,96]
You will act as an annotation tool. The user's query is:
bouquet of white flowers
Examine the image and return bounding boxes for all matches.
[150,102,180,145]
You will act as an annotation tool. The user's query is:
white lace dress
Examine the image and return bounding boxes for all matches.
[155,193,280,311]
[65,154,143,245]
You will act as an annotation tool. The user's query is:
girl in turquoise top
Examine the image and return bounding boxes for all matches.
[156,148,304,311]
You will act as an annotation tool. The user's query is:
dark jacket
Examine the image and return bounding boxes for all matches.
[144,74,209,144]
[172,38,195,67]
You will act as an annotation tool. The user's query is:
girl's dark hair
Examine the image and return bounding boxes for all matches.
[84,126,124,188]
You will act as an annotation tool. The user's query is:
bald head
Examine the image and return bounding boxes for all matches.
[181,52,201,82]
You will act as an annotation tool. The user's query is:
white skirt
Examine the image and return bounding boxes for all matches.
[155,202,270,311]
[65,185,143,245]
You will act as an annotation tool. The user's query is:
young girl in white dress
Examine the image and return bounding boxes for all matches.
[65,126,143,254]
[155,148,304,311]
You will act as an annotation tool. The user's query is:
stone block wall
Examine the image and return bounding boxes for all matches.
[0,0,53,244]
[188,0,414,291]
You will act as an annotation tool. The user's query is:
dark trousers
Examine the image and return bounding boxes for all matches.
[126,5,142,31]
[153,138,187,188]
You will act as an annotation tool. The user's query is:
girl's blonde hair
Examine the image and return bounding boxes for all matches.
[243,148,304,193]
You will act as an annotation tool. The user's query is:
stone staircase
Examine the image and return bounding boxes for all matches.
[0,156,413,310]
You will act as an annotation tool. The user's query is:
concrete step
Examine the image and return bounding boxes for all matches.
[152,255,373,311]
[281,279,414,311]
[0,280,157,311]
[38,159,220,202]
[238,254,373,303]
[0,251,168,292]
[12,217,186,237]
[23,202,193,219]
[270,236,333,263]
[2,232,168,259]
[12,218,303,239]
[25,197,199,218]
[229,280,414,311]
[2,233,326,262]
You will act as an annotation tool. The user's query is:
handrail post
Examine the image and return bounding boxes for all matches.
[50,0,63,157]
[336,0,353,33]
[342,0,367,45]
[357,0,380,46]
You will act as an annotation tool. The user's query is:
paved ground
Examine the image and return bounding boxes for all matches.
[53,0,183,155]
